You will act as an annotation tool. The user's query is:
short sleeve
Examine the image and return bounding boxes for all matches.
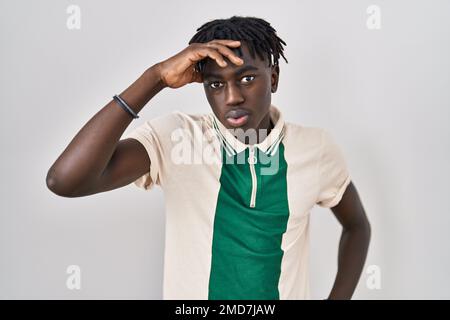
[123,112,181,191]
[316,129,351,208]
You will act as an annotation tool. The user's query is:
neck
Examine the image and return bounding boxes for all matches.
[237,112,273,145]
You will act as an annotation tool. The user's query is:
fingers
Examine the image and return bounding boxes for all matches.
[209,39,242,48]
[206,42,244,66]
[199,48,229,67]
[186,39,244,74]
[192,39,243,68]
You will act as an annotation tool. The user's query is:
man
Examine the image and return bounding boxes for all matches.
[46,16,370,300]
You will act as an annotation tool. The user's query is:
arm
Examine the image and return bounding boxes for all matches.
[327,181,371,299]
[46,64,166,197]
[46,40,243,197]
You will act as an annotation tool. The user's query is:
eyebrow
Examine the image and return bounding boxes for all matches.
[203,65,259,80]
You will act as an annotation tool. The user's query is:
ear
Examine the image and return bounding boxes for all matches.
[271,64,280,93]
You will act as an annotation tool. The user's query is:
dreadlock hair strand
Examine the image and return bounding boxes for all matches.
[188,16,288,74]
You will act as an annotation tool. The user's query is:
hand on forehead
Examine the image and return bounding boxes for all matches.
[202,41,270,75]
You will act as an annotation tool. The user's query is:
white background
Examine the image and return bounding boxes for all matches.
[1,0,449,299]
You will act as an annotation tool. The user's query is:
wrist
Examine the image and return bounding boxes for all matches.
[149,62,168,90]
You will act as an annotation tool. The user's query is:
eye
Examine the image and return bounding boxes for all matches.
[209,81,223,89]
[241,75,255,83]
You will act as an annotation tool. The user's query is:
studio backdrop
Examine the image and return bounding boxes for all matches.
[1,0,449,299]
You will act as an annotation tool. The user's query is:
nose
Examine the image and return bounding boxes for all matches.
[225,82,245,106]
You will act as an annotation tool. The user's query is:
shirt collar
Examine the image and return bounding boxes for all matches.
[209,104,286,156]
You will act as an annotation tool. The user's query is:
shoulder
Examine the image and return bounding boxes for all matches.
[283,121,326,149]
[140,110,211,134]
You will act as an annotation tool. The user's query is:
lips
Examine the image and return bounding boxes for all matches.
[226,109,249,119]
[225,109,250,127]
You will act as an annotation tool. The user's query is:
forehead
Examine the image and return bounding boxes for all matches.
[202,42,269,79]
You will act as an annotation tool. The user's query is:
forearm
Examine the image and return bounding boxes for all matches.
[328,221,371,300]
[46,63,166,196]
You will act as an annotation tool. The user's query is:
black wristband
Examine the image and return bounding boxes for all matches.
[113,94,139,119]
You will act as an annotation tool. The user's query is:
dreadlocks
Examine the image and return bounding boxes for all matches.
[188,16,288,73]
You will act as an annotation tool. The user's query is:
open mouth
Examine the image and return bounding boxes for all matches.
[225,109,250,127]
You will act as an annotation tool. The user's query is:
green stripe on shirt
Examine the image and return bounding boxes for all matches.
[208,143,290,299]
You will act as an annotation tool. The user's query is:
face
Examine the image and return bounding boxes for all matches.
[201,42,280,133]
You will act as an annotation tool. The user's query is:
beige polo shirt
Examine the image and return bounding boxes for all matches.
[124,105,351,299]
